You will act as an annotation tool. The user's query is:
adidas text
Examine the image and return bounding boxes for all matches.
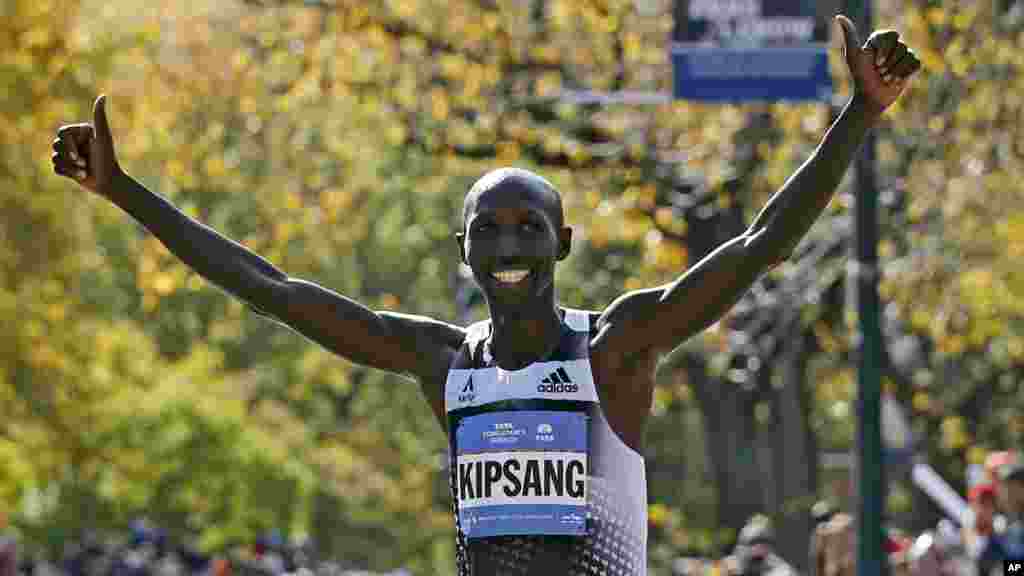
[537,383,578,393]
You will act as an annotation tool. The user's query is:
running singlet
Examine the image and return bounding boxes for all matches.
[444,308,648,575]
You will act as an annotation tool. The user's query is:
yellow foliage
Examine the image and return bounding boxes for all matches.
[941,416,969,452]
[4,0,1023,568]
[912,392,930,414]
[967,446,987,466]
[652,241,688,272]
[648,502,670,527]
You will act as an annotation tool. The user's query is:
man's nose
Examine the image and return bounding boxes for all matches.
[496,230,521,258]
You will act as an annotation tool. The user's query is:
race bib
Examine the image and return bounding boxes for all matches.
[454,410,589,538]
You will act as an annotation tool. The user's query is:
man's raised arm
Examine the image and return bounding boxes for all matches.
[592,16,922,359]
[51,96,463,400]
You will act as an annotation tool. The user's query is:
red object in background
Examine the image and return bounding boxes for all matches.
[969,483,996,503]
[969,483,998,535]
[212,558,231,576]
[885,534,910,555]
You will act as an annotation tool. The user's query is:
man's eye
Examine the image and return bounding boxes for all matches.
[522,222,540,232]
[474,223,493,233]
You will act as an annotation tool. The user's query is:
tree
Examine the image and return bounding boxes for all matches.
[11,0,1024,573]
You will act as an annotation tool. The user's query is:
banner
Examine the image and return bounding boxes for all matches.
[912,462,969,526]
[671,0,837,101]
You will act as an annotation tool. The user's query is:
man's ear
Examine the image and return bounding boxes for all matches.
[455,232,468,264]
[557,226,572,260]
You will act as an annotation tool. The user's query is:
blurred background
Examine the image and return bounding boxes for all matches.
[2,0,1023,574]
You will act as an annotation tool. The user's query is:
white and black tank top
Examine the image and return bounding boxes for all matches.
[444,308,648,575]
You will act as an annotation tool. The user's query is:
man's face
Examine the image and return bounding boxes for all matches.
[459,177,569,307]
[973,496,995,530]
[1002,478,1024,514]
[739,542,772,572]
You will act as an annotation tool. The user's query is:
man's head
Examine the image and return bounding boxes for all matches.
[984,450,1016,485]
[811,500,836,527]
[997,461,1024,516]
[456,168,572,308]
[735,515,775,571]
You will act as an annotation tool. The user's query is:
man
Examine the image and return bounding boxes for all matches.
[723,515,795,576]
[50,14,919,576]
[979,462,1024,574]
[810,512,854,576]
[986,450,1019,529]
[885,528,912,574]
[807,500,836,576]
[964,483,999,564]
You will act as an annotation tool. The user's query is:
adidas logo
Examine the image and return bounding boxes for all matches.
[538,367,578,393]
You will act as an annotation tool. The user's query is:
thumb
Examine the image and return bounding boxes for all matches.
[834,14,863,65]
[93,94,115,153]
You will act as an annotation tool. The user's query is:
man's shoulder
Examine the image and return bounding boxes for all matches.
[378,311,468,375]
[553,306,601,331]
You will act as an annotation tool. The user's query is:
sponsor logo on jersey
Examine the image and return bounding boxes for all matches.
[537,366,578,393]
[458,374,476,403]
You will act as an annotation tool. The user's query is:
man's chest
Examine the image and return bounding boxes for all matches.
[434,338,655,453]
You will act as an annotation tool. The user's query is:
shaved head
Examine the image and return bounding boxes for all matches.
[457,167,572,310]
[463,168,564,231]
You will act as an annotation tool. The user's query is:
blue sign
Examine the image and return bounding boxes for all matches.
[672,0,835,101]
[454,410,589,539]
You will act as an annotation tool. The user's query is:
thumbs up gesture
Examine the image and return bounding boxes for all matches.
[835,14,921,118]
[52,94,121,196]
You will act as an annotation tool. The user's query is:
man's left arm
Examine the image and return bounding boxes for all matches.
[593,15,921,358]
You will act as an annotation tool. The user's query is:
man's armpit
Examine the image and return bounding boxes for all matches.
[382,312,465,376]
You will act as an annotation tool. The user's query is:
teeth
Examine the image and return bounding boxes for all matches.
[492,269,530,283]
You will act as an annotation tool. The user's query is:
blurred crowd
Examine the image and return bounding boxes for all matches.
[0,518,409,576]
[670,450,1024,576]
[0,450,1020,576]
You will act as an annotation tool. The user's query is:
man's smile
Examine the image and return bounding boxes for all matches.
[491,269,532,285]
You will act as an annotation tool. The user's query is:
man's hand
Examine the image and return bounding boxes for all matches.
[52,94,121,196]
[836,14,921,119]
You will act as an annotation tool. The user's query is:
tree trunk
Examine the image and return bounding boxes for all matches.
[772,328,817,571]
[681,321,818,564]
[684,353,765,548]
[310,487,341,564]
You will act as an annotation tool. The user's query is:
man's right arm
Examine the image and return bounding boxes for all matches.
[53,96,463,422]
[108,171,463,385]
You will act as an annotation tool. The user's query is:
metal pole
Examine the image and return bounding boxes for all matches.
[849,0,886,573]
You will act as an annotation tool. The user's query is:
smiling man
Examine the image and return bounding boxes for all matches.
[51,15,919,576]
